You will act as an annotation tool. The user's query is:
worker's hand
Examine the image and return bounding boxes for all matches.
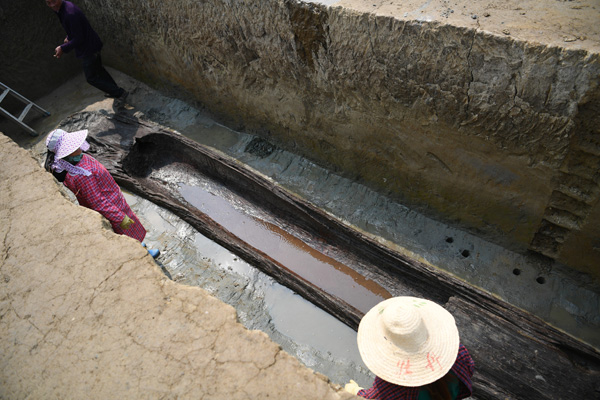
[63,36,69,43]
[344,379,363,395]
[120,215,135,230]
[54,45,63,59]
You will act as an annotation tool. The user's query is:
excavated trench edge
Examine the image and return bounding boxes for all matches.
[75,111,600,400]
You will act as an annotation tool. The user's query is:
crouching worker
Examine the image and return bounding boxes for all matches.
[345,296,474,400]
[44,128,160,258]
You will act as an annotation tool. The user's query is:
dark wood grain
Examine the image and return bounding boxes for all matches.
[77,111,600,400]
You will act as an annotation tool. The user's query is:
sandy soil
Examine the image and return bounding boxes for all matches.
[334,0,600,53]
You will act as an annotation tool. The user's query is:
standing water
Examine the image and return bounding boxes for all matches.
[178,182,390,314]
[124,191,376,388]
[126,85,600,373]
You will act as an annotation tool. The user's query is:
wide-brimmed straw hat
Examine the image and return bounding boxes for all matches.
[357,296,459,387]
[45,128,89,159]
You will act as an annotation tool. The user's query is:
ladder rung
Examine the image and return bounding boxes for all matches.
[18,103,33,122]
[0,89,8,104]
[0,82,50,136]
[0,107,38,136]
[0,83,51,116]
[4,87,31,104]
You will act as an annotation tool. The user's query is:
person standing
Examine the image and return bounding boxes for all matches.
[46,0,127,101]
[344,296,475,400]
[44,128,159,258]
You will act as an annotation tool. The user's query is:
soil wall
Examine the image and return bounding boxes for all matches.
[3,0,600,279]
[0,1,80,103]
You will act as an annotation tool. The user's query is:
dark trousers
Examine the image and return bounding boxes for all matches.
[81,52,122,97]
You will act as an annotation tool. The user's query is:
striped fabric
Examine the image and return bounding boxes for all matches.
[64,154,146,242]
[357,344,475,400]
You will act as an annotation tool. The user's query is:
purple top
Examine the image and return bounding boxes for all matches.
[56,0,103,58]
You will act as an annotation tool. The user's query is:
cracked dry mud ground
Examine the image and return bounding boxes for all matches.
[0,135,355,399]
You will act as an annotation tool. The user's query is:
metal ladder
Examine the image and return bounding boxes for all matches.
[0,82,50,137]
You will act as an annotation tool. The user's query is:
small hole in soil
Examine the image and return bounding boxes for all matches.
[461,250,470,258]
[536,276,546,284]
[446,237,454,243]
[513,268,521,276]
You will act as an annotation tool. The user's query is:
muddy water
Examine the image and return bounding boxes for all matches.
[124,191,376,387]
[179,183,391,314]
[103,75,598,363]
[175,118,600,350]
[124,93,600,349]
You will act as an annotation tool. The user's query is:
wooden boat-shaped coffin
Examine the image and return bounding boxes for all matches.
[68,111,599,400]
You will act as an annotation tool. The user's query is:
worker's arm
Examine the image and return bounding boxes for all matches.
[60,13,85,54]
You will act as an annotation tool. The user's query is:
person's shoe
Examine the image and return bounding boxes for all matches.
[148,248,160,259]
[114,89,129,108]
[104,88,124,98]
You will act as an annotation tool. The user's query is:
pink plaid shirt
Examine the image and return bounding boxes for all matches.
[357,344,475,400]
[64,154,146,242]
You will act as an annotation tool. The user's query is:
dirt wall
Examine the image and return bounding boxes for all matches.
[0,132,354,400]
[0,0,79,103]
[4,0,600,278]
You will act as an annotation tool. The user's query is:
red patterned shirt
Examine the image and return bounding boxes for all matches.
[357,344,475,400]
[64,154,146,242]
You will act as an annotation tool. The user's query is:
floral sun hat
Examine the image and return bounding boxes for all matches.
[45,128,90,158]
[45,129,91,176]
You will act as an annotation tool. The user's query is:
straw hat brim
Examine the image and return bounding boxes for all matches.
[357,297,459,387]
